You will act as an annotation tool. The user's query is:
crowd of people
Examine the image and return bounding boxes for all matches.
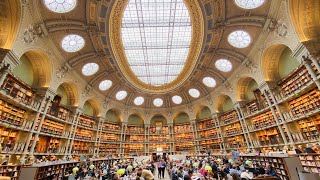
[60,155,279,180]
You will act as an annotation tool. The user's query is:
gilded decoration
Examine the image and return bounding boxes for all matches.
[109,0,204,93]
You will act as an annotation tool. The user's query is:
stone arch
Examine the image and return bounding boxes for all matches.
[173,111,190,124]
[215,94,234,113]
[127,114,144,126]
[105,108,123,123]
[0,0,21,49]
[236,77,259,101]
[150,114,167,126]
[13,49,52,88]
[56,82,80,106]
[196,106,212,119]
[82,98,102,117]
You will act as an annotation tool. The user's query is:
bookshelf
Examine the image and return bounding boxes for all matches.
[198,129,218,139]
[240,155,303,180]
[174,123,192,133]
[101,122,120,133]
[149,144,170,153]
[175,142,194,152]
[298,154,320,174]
[0,127,18,152]
[75,128,95,141]
[248,111,276,131]
[72,141,94,155]
[0,165,22,180]
[174,133,193,142]
[78,115,97,130]
[35,118,66,137]
[288,89,320,117]
[254,127,284,147]
[199,139,221,151]
[124,144,144,154]
[99,143,119,154]
[149,134,169,142]
[0,99,29,128]
[224,135,246,149]
[224,123,242,136]
[126,126,144,134]
[1,74,35,105]
[220,110,239,125]
[197,119,216,130]
[150,126,169,134]
[100,132,119,142]
[125,135,144,143]
[297,118,320,141]
[278,65,311,97]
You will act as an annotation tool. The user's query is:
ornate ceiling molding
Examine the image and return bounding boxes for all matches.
[108,0,205,93]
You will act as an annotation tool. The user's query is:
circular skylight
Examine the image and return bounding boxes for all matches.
[99,80,112,91]
[189,88,200,98]
[228,30,251,48]
[116,90,128,100]
[44,0,77,13]
[215,59,233,72]
[82,63,99,76]
[203,77,217,88]
[234,0,265,9]
[134,97,145,106]
[61,34,85,52]
[153,98,163,107]
[172,95,183,105]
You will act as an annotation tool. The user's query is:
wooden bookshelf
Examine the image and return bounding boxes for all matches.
[199,139,221,150]
[224,123,242,136]
[297,117,320,141]
[35,118,66,137]
[34,136,64,154]
[0,165,22,179]
[75,128,95,141]
[78,115,97,129]
[47,104,73,123]
[254,127,284,146]
[150,126,169,134]
[175,142,194,152]
[1,74,35,105]
[149,135,169,142]
[249,111,276,130]
[278,65,311,97]
[0,127,18,152]
[174,123,192,133]
[102,122,120,133]
[124,144,144,154]
[125,135,144,142]
[174,133,193,142]
[298,153,320,174]
[0,99,28,128]
[72,141,94,155]
[198,129,218,139]
[224,135,246,149]
[220,110,239,125]
[126,126,144,134]
[100,132,119,142]
[240,155,303,180]
[99,143,119,154]
[288,89,320,117]
[197,119,216,130]
[149,144,170,152]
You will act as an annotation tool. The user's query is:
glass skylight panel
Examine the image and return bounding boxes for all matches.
[228,30,251,48]
[82,63,99,76]
[122,0,192,86]
[203,77,217,88]
[235,0,265,9]
[189,88,200,98]
[172,95,183,104]
[61,34,85,52]
[99,80,112,91]
[116,90,128,100]
[134,97,145,106]
[153,98,163,107]
[215,59,233,72]
[44,0,77,13]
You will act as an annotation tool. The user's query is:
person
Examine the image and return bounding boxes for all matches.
[265,165,276,176]
[240,169,253,179]
[229,165,240,176]
[199,165,208,177]
[183,174,191,180]
[159,159,166,179]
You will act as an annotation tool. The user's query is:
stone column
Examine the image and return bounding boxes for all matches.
[94,117,104,157]
[190,120,199,154]
[0,64,10,87]
[168,123,174,153]
[302,56,320,89]
[67,108,82,155]
[212,113,225,153]
[144,124,150,155]
[234,103,253,149]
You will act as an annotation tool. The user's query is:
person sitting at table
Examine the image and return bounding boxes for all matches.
[265,165,277,177]
[240,169,253,180]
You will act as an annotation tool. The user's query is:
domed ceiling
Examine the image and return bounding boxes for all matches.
[39,0,270,109]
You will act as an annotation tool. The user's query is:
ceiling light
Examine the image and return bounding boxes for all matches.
[61,34,85,52]
[82,63,99,76]
[153,98,163,107]
[134,97,145,106]
[202,77,217,87]
[99,80,112,91]
[44,0,77,13]
[189,88,200,98]
[215,59,233,72]
[235,0,265,9]
[172,95,183,104]
[228,30,251,48]
[116,90,128,100]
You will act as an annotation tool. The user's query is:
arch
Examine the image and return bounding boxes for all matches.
[105,108,122,123]
[196,106,212,119]
[12,50,52,88]
[56,82,79,106]
[173,112,190,124]
[0,0,21,49]
[82,99,101,117]
[236,77,259,101]
[215,94,234,112]
[127,114,144,125]
[150,114,167,126]
[289,0,320,42]
[261,44,300,82]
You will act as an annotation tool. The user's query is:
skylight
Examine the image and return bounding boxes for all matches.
[61,34,85,52]
[99,80,112,91]
[134,97,145,106]
[116,90,128,100]
[172,95,182,104]
[82,63,99,76]
[189,88,200,98]
[235,0,265,9]
[44,0,77,13]
[202,77,217,87]
[121,0,191,86]
[153,98,163,107]
[215,59,233,72]
[228,30,251,48]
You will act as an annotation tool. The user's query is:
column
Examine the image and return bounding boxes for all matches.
[212,113,225,153]
[20,95,50,164]
[94,117,104,157]
[0,64,10,87]
[120,122,127,155]
[302,56,320,89]
[67,108,82,155]
[144,124,150,155]
[190,120,198,154]
[168,123,174,153]
[234,103,253,149]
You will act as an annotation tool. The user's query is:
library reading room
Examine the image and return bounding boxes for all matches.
[0,0,320,179]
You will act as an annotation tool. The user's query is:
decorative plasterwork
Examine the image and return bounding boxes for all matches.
[109,0,204,93]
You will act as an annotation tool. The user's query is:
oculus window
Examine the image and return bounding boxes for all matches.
[61,34,85,52]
